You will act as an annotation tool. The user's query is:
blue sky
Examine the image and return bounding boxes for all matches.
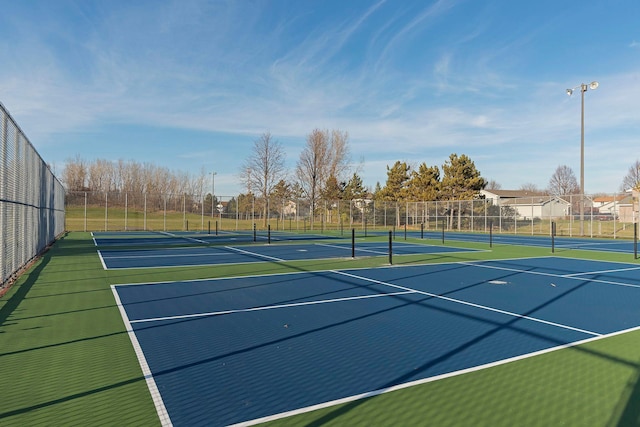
[1,0,639,196]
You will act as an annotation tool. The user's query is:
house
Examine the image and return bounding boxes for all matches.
[480,189,572,219]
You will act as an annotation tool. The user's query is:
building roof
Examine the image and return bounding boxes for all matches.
[481,189,548,198]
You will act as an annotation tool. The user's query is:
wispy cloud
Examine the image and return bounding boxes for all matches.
[1,0,638,195]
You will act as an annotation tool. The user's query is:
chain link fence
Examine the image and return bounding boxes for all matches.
[65,191,638,239]
[1,102,66,290]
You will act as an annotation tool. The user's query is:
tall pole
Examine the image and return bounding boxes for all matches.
[211,171,216,218]
[580,84,585,236]
[567,81,597,236]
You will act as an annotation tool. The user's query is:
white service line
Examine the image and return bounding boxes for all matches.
[461,261,640,289]
[97,250,107,270]
[103,252,233,260]
[111,286,173,426]
[331,270,602,337]
[562,265,640,277]
[224,245,285,262]
[129,290,417,324]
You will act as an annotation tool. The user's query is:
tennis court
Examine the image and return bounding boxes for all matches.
[112,256,640,426]
[401,230,639,254]
[98,241,480,269]
[91,230,342,247]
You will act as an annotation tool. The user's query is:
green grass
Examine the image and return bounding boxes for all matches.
[2,232,640,425]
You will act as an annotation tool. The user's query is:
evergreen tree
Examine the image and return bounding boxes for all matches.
[379,161,411,201]
[322,175,344,201]
[440,154,486,228]
[407,162,440,201]
[440,154,486,200]
[344,172,366,200]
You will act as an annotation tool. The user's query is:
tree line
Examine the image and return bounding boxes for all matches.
[62,129,640,208]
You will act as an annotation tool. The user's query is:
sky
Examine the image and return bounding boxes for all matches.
[1,0,639,197]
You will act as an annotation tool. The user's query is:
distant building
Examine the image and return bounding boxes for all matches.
[480,189,572,219]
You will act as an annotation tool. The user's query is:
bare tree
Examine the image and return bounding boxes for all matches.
[62,155,88,190]
[519,183,542,193]
[241,132,287,224]
[328,129,350,181]
[547,165,579,196]
[295,129,351,227]
[296,129,329,227]
[621,160,640,191]
[485,179,502,191]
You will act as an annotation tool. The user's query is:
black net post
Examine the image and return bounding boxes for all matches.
[388,230,393,265]
[421,222,424,239]
[441,219,445,244]
[551,222,556,253]
[253,223,257,242]
[216,220,219,236]
[351,228,355,258]
[186,220,189,231]
[364,217,367,238]
[404,224,407,240]
[489,220,493,248]
[208,220,211,235]
[268,224,271,244]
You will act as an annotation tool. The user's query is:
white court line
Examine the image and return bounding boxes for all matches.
[102,252,233,260]
[332,270,601,337]
[224,245,285,262]
[234,323,640,427]
[128,291,417,324]
[111,286,173,427]
[159,231,208,244]
[97,251,108,270]
[460,261,640,289]
[562,265,640,277]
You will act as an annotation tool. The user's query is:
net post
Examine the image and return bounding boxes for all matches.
[364,217,367,238]
[388,230,393,265]
[421,222,424,239]
[489,220,493,248]
[216,220,219,236]
[253,223,257,242]
[208,220,210,235]
[268,224,271,244]
[186,220,189,232]
[351,228,355,258]
[404,223,407,240]
[441,219,445,244]
[551,221,556,253]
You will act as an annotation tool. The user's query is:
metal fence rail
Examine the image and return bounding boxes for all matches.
[1,102,65,290]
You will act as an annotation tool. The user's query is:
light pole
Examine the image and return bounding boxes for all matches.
[566,81,598,236]
[211,172,216,218]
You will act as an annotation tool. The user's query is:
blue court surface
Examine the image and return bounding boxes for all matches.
[410,230,638,254]
[99,241,479,269]
[91,230,342,247]
[112,257,640,426]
